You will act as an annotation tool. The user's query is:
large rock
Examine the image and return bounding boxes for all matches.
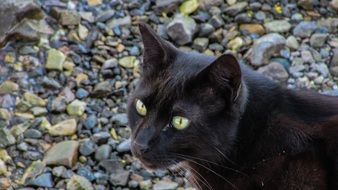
[43,141,79,168]
[249,33,286,66]
[0,0,45,47]
[293,21,317,38]
[167,14,197,45]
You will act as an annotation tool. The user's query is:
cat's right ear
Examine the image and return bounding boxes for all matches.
[196,53,242,101]
[139,23,175,75]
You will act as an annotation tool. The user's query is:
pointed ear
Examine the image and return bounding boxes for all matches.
[139,23,175,74]
[198,53,242,101]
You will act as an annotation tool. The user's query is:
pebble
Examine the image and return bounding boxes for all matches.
[117,139,131,153]
[48,119,77,136]
[239,24,265,35]
[250,33,286,66]
[0,128,16,148]
[67,100,87,116]
[286,36,299,50]
[84,115,97,129]
[119,56,138,69]
[80,140,97,156]
[264,20,292,33]
[310,33,328,47]
[26,172,54,188]
[110,170,130,186]
[153,181,179,190]
[95,144,112,161]
[293,21,317,38]
[46,49,66,71]
[112,113,129,126]
[167,14,197,45]
[257,62,289,82]
[43,141,79,168]
[1,0,338,189]
[76,88,89,99]
[67,175,94,190]
[24,129,42,139]
[225,2,248,16]
[0,81,19,95]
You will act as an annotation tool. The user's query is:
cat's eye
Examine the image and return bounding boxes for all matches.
[172,116,190,130]
[135,99,147,116]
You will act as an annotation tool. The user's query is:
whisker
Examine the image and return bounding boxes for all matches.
[175,155,239,190]
[183,163,214,190]
[175,153,248,177]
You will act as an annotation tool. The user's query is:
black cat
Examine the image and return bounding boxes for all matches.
[127,23,338,190]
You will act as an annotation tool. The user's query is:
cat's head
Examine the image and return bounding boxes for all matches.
[127,23,246,169]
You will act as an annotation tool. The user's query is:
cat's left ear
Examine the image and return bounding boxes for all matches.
[139,23,176,75]
[198,53,242,101]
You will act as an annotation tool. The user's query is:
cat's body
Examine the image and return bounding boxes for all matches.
[127,24,338,190]
[188,64,338,189]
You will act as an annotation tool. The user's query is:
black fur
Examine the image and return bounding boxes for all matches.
[127,23,338,190]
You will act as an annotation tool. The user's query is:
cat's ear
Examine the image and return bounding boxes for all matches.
[139,23,175,74]
[198,53,242,101]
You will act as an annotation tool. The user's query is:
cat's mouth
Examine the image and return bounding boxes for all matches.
[137,156,176,170]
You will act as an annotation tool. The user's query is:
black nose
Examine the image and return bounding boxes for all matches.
[133,141,150,155]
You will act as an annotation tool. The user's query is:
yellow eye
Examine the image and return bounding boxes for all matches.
[172,116,190,130]
[135,99,147,116]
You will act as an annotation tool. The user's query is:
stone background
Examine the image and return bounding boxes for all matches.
[0,0,338,189]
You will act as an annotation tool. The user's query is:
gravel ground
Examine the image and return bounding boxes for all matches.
[0,0,338,189]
